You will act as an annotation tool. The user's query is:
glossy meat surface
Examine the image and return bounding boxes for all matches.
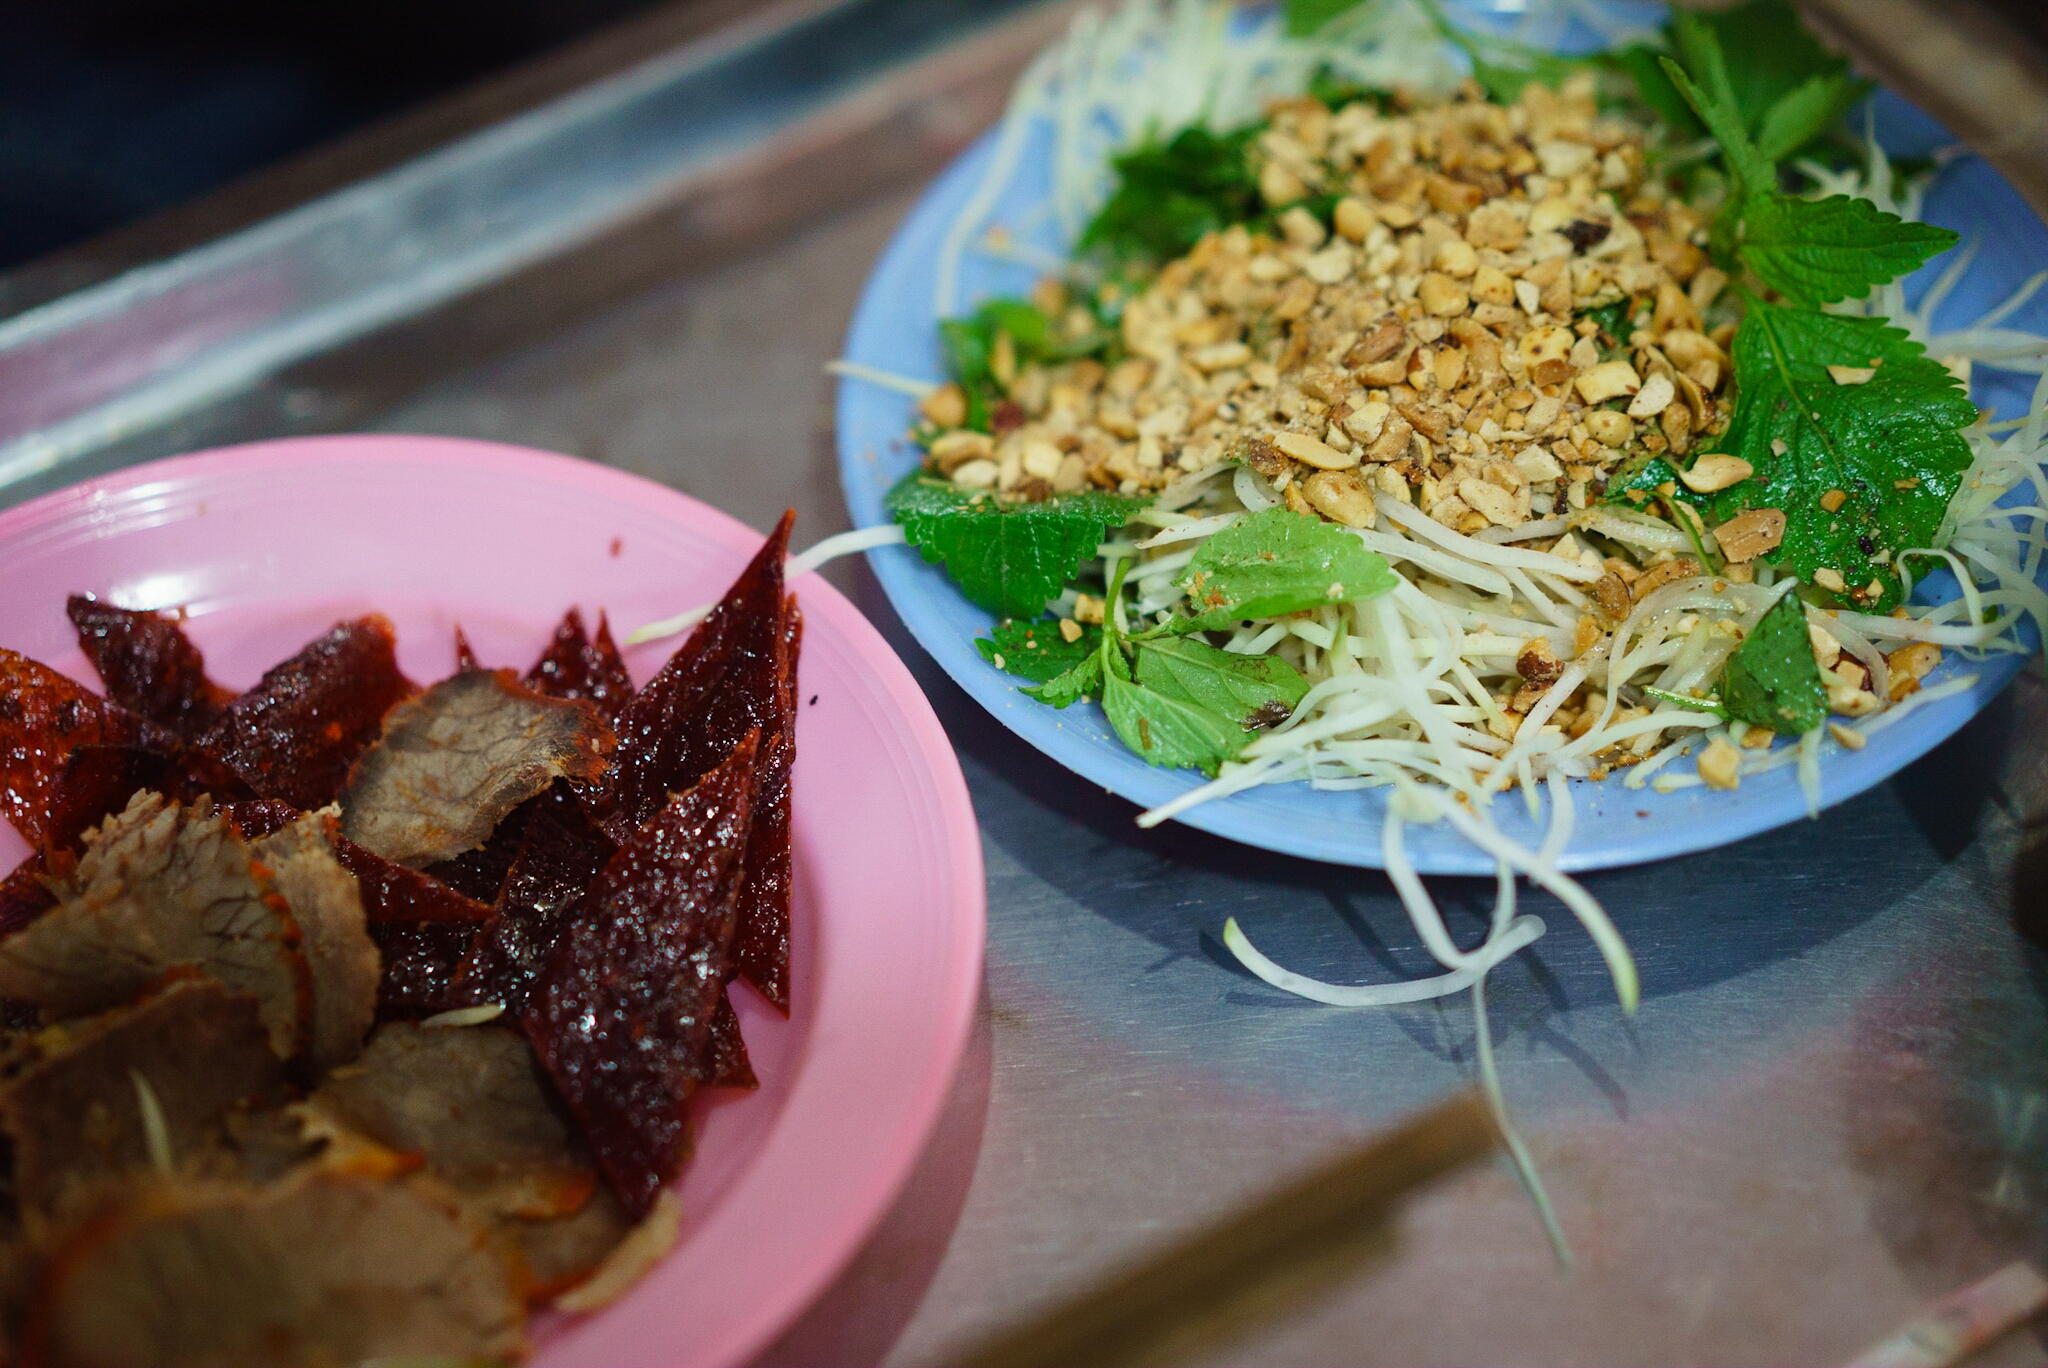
[66,596,232,739]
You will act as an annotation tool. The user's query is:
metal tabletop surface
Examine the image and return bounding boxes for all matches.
[3,2,2045,1363]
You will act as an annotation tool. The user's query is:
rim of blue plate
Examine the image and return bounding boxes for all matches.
[834,26,2048,876]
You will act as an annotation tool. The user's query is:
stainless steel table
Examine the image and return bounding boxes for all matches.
[2,3,2044,1363]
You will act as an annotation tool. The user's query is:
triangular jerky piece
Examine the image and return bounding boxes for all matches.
[453,625,482,674]
[705,988,757,1090]
[453,783,614,1014]
[524,731,758,1217]
[197,617,415,811]
[66,595,233,739]
[731,595,801,1010]
[525,609,635,732]
[595,513,791,845]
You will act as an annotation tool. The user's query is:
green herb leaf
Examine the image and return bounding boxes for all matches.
[1658,53,1773,202]
[1134,637,1309,730]
[1706,301,1976,609]
[887,475,1146,620]
[1610,45,1703,136]
[1753,73,1874,165]
[1736,192,1959,307]
[1722,589,1828,735]
[1080,126,1267,268]
[1102,666,1248,778]
[1695,0,1857,141]
[1023,652,1104,708]
[976,617,1100,683]
[1284,0,1363,37]
[1175,507,1399,630]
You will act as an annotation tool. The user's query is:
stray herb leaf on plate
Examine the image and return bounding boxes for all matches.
[1722,589,1828,735]
[1176,507,1399,629]
[887,476,1146,621]
[977,618,1100,683]
[1705,302,1976,609]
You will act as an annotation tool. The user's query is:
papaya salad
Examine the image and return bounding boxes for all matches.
[812,0,2048,1255]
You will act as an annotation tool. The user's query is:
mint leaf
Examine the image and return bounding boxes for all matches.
[1135,637,1308,730]
[1612,45,1703,136]
[1176,507,1399,630]
[1754,73,1873,165]
[1707,302,1976,609]
[1697,0,1855,140]
[1024,653,1104,708]
[1102,667,1247,778]
[1722,589,1827,735]
[1737,193,1959,307]
[1081,126,1267,268]
[977,617,1100,683]
[888,475,1145,621]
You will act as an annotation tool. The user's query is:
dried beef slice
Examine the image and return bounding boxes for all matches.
[197,616,415,811]
[455,782,614,1015]
[0,648,164,851]
[66,595,233,739]
[525,731,759,1217]
[597,512,798,1008]
[340,669,611,868]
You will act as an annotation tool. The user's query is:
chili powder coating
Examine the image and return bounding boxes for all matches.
[524,608,636,733]
[525,730,759,1218]
[66,595,233,740]
[596,511,797,1009]
[196,617,416,812]
[0,648,162,850]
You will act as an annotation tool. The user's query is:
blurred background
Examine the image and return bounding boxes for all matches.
[4,0,2044,276]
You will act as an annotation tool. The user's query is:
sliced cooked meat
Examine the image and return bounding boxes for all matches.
[510,1181,635,1301]
[454,782,614,1013]
[196,616,415,811]
[251,811,378,1069]
[65,596,232,739]
[525,608,635,731]
[0,648,167,850]
[594,515,799,1009]
[369,921,481,1018]
[0,979,284,1216]
[29,1170,525,1368]
[0,793,304,1058]
[732,595,801,1010]
[0,856,54,938]
[340,669,612,867]
[311,1023,594,1218]
[525,731,758,1217]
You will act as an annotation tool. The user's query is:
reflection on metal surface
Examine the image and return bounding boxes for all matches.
[0,0,1043,491]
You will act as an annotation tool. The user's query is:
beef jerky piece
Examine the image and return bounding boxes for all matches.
[252,811,379,1070]
[419,792,534,904]
[525,608,635,731]
[340,669,612,867]
[595,512,792,844]
[0,793,304,1057]
[222,798,299,842]
[370,921,481,1019]
[332,836,492,923]
[0,979,285,1216]
[453,624,482,673]
[311,1023,594,1218]
[732,595,801,1010]
[27,1170,526,1368]
[705,987,756,1090]
[196,616,415,811]
[43,742,173,856]
[455,783,614,1013]
[0,648,167,849]
[66,594,233,739]
[524,732,758,1217]
[0,856,54,939]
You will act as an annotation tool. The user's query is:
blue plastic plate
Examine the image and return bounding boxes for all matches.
[836,28,2048,875]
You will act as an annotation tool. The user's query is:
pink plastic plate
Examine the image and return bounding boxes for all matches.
[0,435,987,1367]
